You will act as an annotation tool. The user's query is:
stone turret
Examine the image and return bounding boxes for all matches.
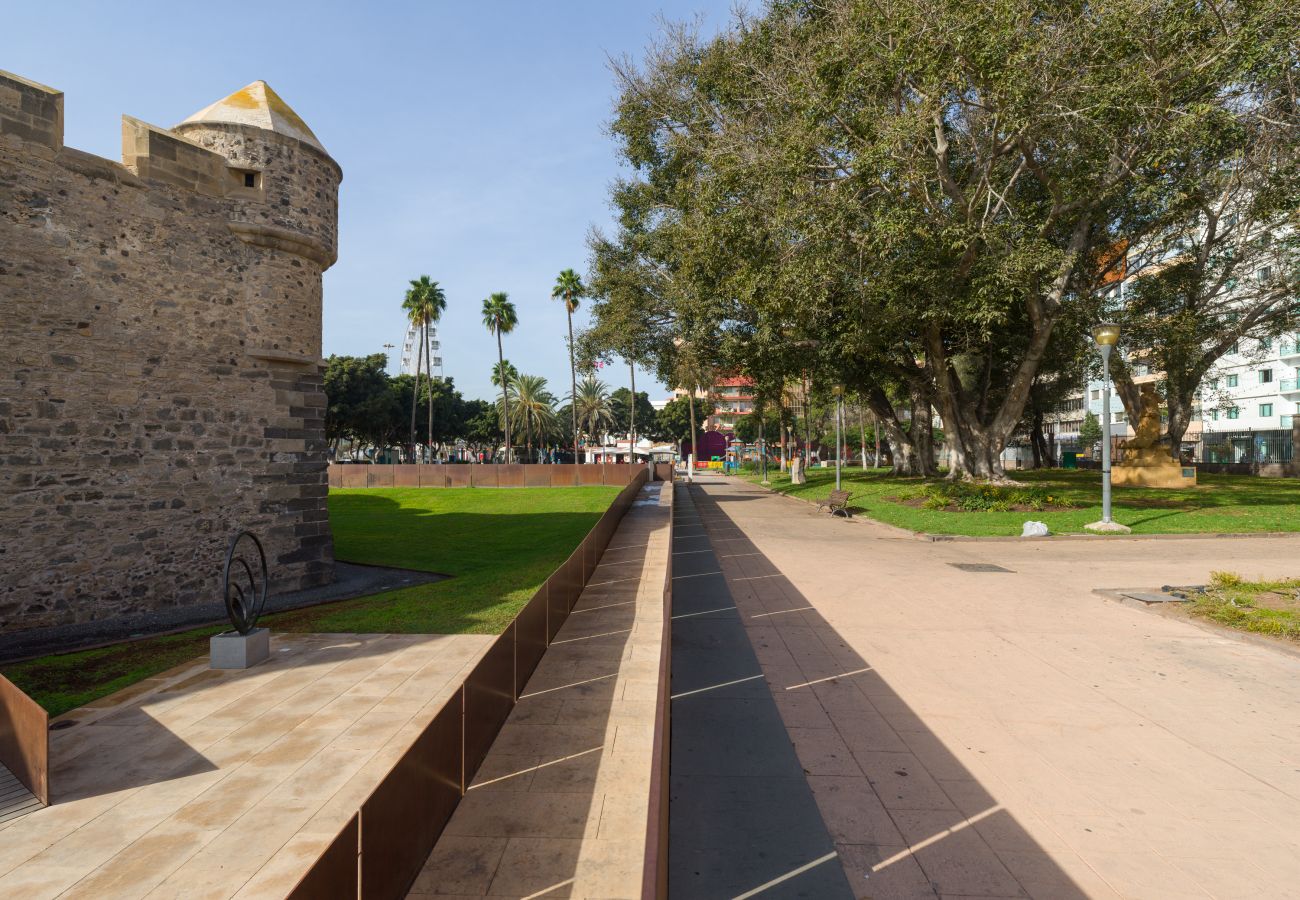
[173,82,341,362]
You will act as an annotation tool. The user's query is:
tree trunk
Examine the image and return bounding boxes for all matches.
[497,329,511,463]
[409,329,423,462]
[424,320,434,460]
[688,389,697,481]
[630,363,637,451]
[567,309,578,461]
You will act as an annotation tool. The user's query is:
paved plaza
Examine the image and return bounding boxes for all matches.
[677,475,1300,900]
[0,632,490,899]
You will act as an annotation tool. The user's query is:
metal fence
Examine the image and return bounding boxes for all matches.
[288,467,653,900]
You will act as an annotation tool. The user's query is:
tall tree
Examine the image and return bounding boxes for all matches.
[595,0,1293,480]
[402,276,447,461]
[481,292,519,461]
[552,269,586,461]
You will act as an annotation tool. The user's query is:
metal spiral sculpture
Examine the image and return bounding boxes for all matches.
[222,531,268,635]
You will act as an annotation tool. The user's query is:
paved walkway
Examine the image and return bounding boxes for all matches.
[683,475,1300,900]
[408,480,672,899]
[0,632,490,899]
[669,482,852,898]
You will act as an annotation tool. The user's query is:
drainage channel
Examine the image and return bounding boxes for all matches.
[668,480,852,898]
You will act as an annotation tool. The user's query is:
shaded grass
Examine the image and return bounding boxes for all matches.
[1185,571,1300,640]
[744,467,1300,536]
[3,486,619,716]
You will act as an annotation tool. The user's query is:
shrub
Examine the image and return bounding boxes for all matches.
[906,480,1074,512]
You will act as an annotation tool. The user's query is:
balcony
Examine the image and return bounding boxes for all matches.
[1282,414,1294,429]
[1281,378,1300,396]
[1280,341,1300,364]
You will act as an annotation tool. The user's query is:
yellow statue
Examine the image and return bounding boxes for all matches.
[1113,382,1196,487]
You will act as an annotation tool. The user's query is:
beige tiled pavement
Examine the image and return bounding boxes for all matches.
[0,631,491,899]
[691,475,1300,900]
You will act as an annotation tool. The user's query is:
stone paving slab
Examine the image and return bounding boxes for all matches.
[692,475,1300,900]
[408,482,672,899]
[0,631,491,899]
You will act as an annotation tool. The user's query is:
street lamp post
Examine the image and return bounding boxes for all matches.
[1086,323,1130,534]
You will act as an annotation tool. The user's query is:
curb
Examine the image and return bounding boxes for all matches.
[1094,587,1300,660]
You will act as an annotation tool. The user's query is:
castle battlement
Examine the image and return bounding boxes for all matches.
[0,70,340,633]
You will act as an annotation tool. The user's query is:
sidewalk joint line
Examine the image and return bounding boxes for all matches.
[673,571,723,579]
[732,851,839,899]
[570,600,637,613]
[733,574,784,581]
[551,628,634,645]
[672,606,737,619]
[469,746,603,789]
[751,606,814,617]
[870,807,999,872]
[671,673,765,700]
[518,673,616,698]
[785,667,874,690]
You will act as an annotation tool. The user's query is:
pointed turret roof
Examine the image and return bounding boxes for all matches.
[179,81,326,154]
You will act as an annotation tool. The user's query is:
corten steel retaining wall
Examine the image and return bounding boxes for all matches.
[328,462,652,489]
[642,484,674,900]
[0,672,47,806]
[287,467,653,900]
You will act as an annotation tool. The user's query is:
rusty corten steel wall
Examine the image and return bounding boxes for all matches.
[359,695,463,898]
[287,813,358,900]
[329,463,651,488]
[291,468,651,899]
[515,588,549,698]
[0,672,47,806]
[463,625,517,780]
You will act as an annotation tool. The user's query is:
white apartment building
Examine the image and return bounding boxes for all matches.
[399,320,443,379]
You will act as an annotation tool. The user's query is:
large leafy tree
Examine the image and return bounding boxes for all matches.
[593,0,1294,480]
[609,388,657,441]
[402,276,447,461]
[481,292,519,461]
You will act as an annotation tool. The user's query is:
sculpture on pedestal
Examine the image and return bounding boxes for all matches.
[1112,384,1197,488]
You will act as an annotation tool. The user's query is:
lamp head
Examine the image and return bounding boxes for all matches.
[1091,323,1121,347]
[832,383,845,397]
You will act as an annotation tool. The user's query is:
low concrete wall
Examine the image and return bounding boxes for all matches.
[329,462,652,490]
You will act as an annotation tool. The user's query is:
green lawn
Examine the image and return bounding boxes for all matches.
[3,485,619,716]
[743,467,1300,536]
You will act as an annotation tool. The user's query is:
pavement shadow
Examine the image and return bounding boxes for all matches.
[687,483,1088,899]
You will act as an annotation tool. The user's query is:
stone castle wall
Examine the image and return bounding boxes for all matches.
[0,72,338,633]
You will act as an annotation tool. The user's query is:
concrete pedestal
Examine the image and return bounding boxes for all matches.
[210,628,270,669]
[1084,520,1132,534]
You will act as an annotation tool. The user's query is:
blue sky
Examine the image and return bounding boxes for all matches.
[2,1,745,402]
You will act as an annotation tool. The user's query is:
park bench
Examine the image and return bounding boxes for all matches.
[817,489,853,517]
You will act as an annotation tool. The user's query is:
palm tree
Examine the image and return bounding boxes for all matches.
[402,276,446,461]
[481,292,518,461]
[551,269,586,461]
[509,374,558,460]
[490,359,519,391]
[571,377,614,452]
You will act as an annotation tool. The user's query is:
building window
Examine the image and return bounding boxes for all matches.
[1228,342,1239,354]
[1227,407,1240,420]
[1090,389,1100,400]
[1114,412,1126,424]
[1257,266,1272,283]
[1211,409,1219,421]
[1261,369,1274,384]
[1226,374,1239,388]
[1260,403,1273,417]
[1206,378,1219,391]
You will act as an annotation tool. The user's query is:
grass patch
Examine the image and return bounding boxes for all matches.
[744,467,1300,536]
[3,485,619,716]
[1184,571,1300,640]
